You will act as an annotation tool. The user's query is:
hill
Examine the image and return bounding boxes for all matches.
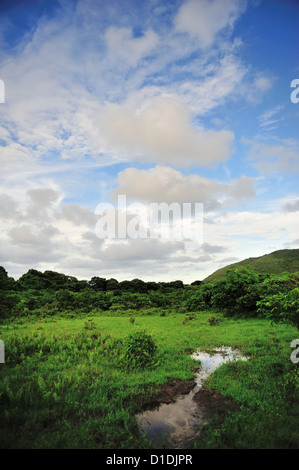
[202,249,299,284]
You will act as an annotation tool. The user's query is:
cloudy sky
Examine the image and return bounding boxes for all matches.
[0,0,298,282]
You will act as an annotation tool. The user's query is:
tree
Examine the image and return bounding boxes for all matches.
[0,266,15,290]
[0,267,18,317]
[168,280,185,289]
[55,289,75,309]
[258,290,299,329]
[106,278,119,291]
[89,276,106,291]
[129,278,147,293]
[17,269,45,290]
[211,267,261,315]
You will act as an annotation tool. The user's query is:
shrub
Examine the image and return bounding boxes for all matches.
[211,267,261,316]
[84,319,97,330]
[207,315,220,326]
[122,330,158,369]
[185,292,206,312]
[257,287,299,330]
[182,313,195,324]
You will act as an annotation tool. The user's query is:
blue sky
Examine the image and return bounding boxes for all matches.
[0,0,298,282]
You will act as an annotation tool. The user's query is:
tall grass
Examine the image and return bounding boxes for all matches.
[0,312,298,448]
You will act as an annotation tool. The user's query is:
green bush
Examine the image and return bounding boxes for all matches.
[182,313,195,324]
[211,267,261,315]
[185,292,206,312]
[122,330,158,369]
[207,315,220,326]
[257,287,299,329]
[83,318,97,330]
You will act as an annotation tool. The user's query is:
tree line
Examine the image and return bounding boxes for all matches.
[1,265,298,329]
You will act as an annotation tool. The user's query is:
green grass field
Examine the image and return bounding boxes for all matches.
[0,311,298,449]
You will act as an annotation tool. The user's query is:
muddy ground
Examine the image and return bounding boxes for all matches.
[193,387,240,415]
[145,379,240,416]
[145,379,195,407]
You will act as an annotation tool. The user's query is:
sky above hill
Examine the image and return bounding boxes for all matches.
[0,0,298,282]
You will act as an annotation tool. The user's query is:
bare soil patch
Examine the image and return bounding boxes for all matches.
[145,379,195,407]
[193,387,240,416]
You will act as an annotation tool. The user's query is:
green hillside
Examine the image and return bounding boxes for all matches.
[202,249,299,284]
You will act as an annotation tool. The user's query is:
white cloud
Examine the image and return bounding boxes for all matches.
[59,203,98,226]
[0,0,296,283]
[253,76,272,92]
[104,27,159,67]
[174,0,247,48]
[0,193,19,219]
[258,105,285,129]
[206,209,299,244]
[177,54,247,114]
[100,238,183,261]
[0,183,297,283]
[9,224,59,247]
[243,137,299,174]
[0,0,261,176]
[111,165,256,209]
[243,73,273,103]
[102,97,235,166]
[282,199,299,213]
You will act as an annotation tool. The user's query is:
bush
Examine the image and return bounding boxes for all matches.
[185,293,206,312]
[122,330,158,369]
[182,313,195,324]
[207,315,220,326]
[211,267,261,315]
[83,319,97,330]
[257,287,299,329]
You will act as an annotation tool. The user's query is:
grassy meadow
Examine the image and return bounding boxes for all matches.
[1,311,298,449]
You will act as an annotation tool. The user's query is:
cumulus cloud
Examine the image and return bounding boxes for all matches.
[24,188,62,221]
[174,0,246,48]
[284,239,299,248]
[9,224,59,247]
[102,98,235,167]
[0,193,20,219]
[27,188,61,206]
[0,0,295,283]
[59,203,98,226]
[201,242,227,254]
[0,183,297,283]
[111,165,256,209]
[0,187,89,272]
[0,0,257,174]
[100,238,183,261]
[282,199,299,213]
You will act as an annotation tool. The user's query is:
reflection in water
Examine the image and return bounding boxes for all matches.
[137,347,247,449]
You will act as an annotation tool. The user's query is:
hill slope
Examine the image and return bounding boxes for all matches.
[202,249,299,284]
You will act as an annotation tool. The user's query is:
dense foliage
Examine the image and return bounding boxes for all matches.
[1,265,299,329]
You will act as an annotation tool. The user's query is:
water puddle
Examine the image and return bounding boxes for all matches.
[137,346,247,449]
